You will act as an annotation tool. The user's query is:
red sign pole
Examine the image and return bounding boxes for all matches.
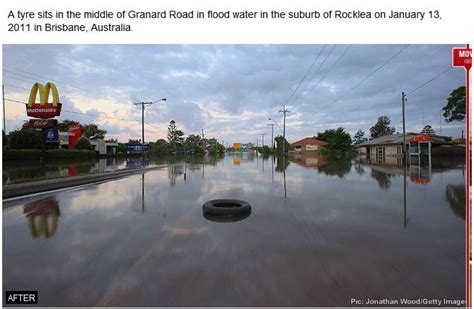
[466,45,471,308]
[452,44,472,307]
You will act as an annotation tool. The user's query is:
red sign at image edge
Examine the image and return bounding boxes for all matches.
[452,47,472,71]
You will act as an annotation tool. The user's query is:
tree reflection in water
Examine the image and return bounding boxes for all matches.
[370,169,395,190]
[23,196,61,239]
[445,184,466,219]
[316,159,352,178]
[275,155,289,173]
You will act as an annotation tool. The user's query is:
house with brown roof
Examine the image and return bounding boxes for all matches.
[291,137,327,154]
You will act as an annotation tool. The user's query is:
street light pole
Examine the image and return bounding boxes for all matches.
[279,106,290,155]
[267,121,274,152]
[134,98,166,166]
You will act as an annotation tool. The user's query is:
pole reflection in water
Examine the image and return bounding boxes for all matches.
[403,158,408,228]
[202,157,205,179]
[271,155,275,184]
[23,196,61,239]
[142,172,145,213]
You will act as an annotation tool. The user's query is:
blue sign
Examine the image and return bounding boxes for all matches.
[43,127,58,142]
[127,144,149,153]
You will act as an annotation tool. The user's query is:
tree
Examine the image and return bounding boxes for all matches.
[167,120,184,144]
[352,129,367,145]
[370,116,395,139]
[74,137,92,150]
[128,139,141,144]
[82,124,107,139]
[420,125,435,135]
[3,130,8,149]
[57,119,80,132]
[316,127,353,158]
[185,134,202,146]
[275,135,290,154]
[443,86,466,122]
[8,129,42,149]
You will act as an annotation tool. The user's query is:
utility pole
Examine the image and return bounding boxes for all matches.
[279,106,290,155]
[439,110,442,135]
[260,133,266,148]
[201,128,205,154]
[2,84,5,133]
[134,98,166,165]
[401,92,406,159]
[267,123,275,152]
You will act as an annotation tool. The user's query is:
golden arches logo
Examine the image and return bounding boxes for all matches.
[23,196,61,239]
[26,82,62,119]
[28,214,59,238]
[28,82,59,106]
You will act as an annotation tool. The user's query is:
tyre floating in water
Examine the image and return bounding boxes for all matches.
[202,199,251,222]
[203,211,250,223]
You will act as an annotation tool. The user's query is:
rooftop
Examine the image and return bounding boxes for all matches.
[292,137,328,146]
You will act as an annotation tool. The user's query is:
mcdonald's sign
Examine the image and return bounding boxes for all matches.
[26,82,62,119]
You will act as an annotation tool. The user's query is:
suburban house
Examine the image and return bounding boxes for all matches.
[357,133,463,166]
[291,137,327,154]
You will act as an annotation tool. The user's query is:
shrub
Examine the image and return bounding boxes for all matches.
[74,137,92,150]
[8,129,43,149]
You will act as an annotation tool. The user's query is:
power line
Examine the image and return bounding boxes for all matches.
[406,67,453,96]
[268,45,336,130]
[291,45,352,110]
[330,44,410,105]
[282,45,327,107]
[290,44,337,108]
[3,65,107,98]
[3,98,142,123]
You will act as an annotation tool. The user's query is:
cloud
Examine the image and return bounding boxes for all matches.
[2,44,466,143]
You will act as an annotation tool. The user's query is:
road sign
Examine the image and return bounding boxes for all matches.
[452,47,472,71]
[43,127,58,143]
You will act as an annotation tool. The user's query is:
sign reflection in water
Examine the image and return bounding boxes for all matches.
[23,196,60,239]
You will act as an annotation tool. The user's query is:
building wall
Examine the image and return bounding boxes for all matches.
[294,144,324,154]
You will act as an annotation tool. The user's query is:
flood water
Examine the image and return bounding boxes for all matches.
[2,153,467,306]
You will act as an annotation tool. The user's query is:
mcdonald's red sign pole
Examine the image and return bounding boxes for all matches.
[452,44,472,306]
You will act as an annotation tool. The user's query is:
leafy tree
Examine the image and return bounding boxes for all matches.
[152,139,173,154]
[167,120,184,144]
[117,143,127,153]
[275,135,290,154]
[8,129,42,149]
[352,129,367,145]
[370,116,395,139]
[209,143,225,155]
[443,86,466,122]
[316,127,353,158]
[57,119,79,132]
[420,125,435,135]
[128,139,141,144]
[82,124,107,139]
[74,137,92,150]
[185,134,202,146]
[3,130,8,149]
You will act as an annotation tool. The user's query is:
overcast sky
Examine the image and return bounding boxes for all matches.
[2,44,466,145]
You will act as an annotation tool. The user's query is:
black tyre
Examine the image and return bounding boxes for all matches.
[202,199,251,216]
[203,211,251,223]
